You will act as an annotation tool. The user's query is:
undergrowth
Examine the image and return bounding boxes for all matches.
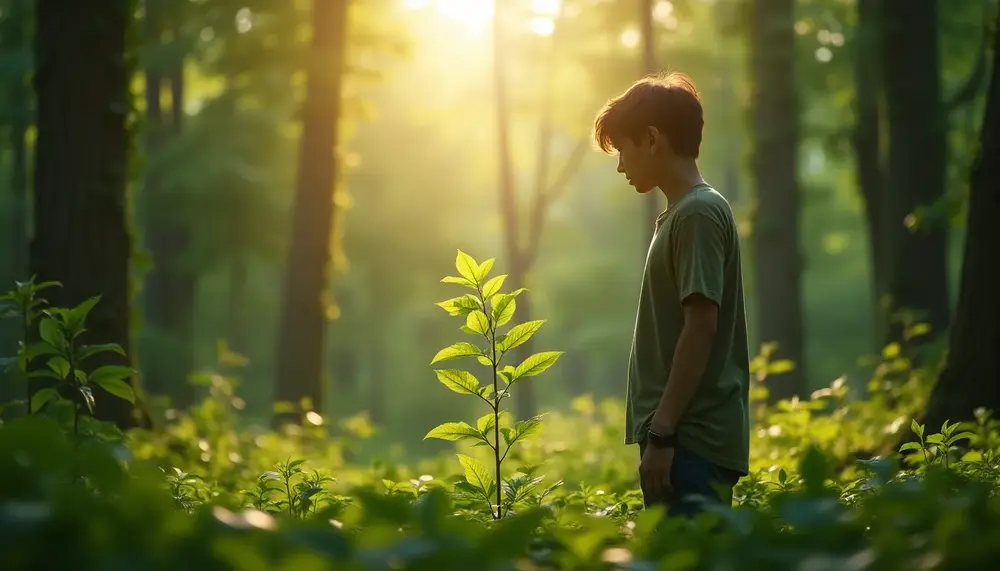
[2,254,1000,570]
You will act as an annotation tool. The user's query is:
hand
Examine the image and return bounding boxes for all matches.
[639,444,674,500]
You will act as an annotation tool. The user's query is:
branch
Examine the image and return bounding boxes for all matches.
[945,10,993,114]
[523,137,590,269]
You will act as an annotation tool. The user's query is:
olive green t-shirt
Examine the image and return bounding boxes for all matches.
[624,184,751,476]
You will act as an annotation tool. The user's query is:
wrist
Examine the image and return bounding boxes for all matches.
[649,417,675,436]
[646,427,677,449]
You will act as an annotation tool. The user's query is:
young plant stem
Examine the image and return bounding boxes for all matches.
[485,286,503,520]
[21,304,31,412]
[68,338,79,442]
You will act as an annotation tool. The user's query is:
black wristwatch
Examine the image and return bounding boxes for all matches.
[647,428,677,449]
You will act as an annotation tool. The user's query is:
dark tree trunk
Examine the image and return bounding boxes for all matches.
[879,0,950,347]
[140,0,197,408]
[31,0,139,427]
[851,0,891,343]
[923,5,1000,431]
[4,0,30,283]
[273,0,348,422]
[748,0,806,401]
[227,254,247,356]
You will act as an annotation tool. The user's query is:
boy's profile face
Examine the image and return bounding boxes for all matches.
[615,126,663,195]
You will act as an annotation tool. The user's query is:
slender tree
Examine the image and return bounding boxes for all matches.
[748,0,806,400]
[273,0,349,422]
[878,0,950,348]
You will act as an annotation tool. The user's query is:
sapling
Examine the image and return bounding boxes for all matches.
[426,250,562,519]
[2,282,136,439]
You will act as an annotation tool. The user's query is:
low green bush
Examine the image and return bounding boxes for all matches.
[3,255,1000,571]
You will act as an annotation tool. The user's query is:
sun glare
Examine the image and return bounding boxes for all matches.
[406,0,494,27]
[404,0,563,37]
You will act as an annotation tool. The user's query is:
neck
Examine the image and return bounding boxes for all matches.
[656,157,705,205]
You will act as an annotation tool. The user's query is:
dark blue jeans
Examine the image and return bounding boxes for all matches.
[638,441,742,519]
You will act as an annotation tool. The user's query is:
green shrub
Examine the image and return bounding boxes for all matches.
[4,259,1000,570]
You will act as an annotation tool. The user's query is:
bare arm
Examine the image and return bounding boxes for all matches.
[650,296,718,434]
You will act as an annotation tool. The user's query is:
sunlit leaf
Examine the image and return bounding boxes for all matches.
[430,342,482,364]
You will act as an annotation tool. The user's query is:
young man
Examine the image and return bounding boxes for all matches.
[592,73,750,518]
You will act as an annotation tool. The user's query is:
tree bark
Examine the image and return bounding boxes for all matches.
[851,0,891,343]
[140,1,197,409]
[748,0,806,401]
[31,0,139,427]
[923,5,1000,431]
[879,0,950,347]
[4,0,30,283]
[273,0,348,423]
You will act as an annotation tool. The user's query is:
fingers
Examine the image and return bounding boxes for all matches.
[639,465,672,501]
[640,466,666,499]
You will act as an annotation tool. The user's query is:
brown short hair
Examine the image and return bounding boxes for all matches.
[593,72,704,158]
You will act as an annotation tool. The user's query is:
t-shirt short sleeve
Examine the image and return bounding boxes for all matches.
[670,211,726,306]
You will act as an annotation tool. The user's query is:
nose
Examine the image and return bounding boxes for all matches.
[616,155,625,174]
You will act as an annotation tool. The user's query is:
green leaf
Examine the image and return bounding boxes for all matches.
[457,454,494,494]
[92,377,135,404]
[424,421,482,442]
[899,441,922,453]
[510,351,562,382]
[455,250,479,283]
[440,276,477,289]
[946,431,977,446]
[766,359,795,375]
[38,317,64,348]
[435,293,482,315]
[66,295,101,336]
[477,413,497,434]
[910,419,924,438]
[78,343,126,361]
[492,296,516,327]
[433,369,482,396]
[24,342,59,361]
[430,342,482,364]
[473,258,495,283]
[88,365,135,385]
[30,387,57,413]
[465,310,490,336]
[497,320,544,353]
[46,356,70,380]
[503,415,544,447]
[481,274,506,298]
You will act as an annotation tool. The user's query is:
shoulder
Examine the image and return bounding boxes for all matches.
[673,188,733,229]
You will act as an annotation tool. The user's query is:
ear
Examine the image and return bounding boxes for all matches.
[646,126,663,154]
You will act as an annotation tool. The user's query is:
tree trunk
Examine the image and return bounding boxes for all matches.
[4,0,30,282]
[923,5,1000,431]
[748,0,806,401]
[851,0,891,344]
[140,1,197,408]
[493,1,535,420]
[227,254,247,356]
[31,0,139,427]
[273,0,348,423]
[879,0,950,347]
